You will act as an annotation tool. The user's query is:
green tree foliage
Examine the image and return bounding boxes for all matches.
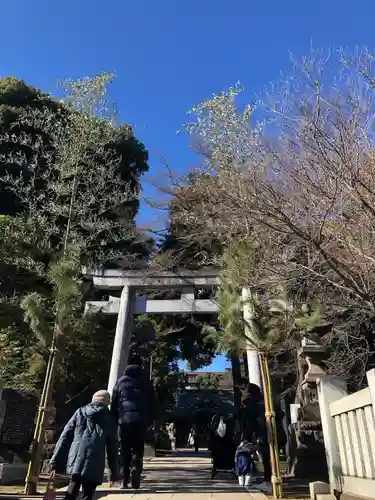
[0,76,150,264]
[0,78,66,216]
[135,313,217,376]
[0,75,150,393]
[152,176,235,407]
[139,173,222,387]
[203,241,330,397]
[195,372,221,390]
[0,325,39,387]
[129,312,218,415]
[130,315,192,412]
[156,171,223,270]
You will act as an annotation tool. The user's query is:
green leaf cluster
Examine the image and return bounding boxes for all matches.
[213,240,329,354]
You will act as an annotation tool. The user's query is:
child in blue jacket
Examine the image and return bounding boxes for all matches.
[235,439,257,488]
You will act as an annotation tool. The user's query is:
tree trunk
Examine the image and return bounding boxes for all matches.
[242,351,249,381]
[230,352,242,412]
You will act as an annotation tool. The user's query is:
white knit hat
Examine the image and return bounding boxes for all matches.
[92,390,110,406]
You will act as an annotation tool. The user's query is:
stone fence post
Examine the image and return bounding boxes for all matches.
[317,376,347,494]
[366,369,375,418]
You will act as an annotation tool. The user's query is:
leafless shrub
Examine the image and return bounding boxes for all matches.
[171,48,375,307]
[166,47,375,387]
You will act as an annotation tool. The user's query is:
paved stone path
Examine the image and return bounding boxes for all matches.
[90,451,268,500]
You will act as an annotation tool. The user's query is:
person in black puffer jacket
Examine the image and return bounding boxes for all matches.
[110,355,155,489]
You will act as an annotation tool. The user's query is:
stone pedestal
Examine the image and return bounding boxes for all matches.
[0,463,29,485]
[288,420,328,479]
[144,443,156,458]
[0,400,6,438]
[144,426,156,458]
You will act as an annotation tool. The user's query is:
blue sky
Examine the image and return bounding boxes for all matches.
[2,0,375,372]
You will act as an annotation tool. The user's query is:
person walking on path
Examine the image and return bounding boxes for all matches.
[111,354,155,490]
[191,423,200,453]
[187,426,196,450]
[235,438,257,488]
[49,390,118,500]
[167,422,176,451]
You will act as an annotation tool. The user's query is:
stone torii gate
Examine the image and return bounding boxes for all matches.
[84,268,261,395]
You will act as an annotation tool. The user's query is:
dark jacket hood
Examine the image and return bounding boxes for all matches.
[82,403,108,419]
[124,364,143,378]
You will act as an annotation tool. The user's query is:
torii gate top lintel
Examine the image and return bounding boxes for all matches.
[84,267,220,290]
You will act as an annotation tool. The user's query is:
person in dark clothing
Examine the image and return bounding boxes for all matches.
[209,413,237,478]
[50,390,118,500]
[192,423,200,453]
[241,383,272,494]
[111,355,155,490]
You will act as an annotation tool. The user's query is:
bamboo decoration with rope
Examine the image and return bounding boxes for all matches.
[259,351,283,499]
[25,331,61,495]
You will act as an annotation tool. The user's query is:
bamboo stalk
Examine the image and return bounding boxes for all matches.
[25,332,61,494]
[264,353,283,498]
[259,351,283,499]
[24,344,53,494]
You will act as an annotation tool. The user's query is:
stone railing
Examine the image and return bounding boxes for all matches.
[317,370,375,499]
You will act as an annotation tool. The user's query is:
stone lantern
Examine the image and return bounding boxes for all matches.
[288,306,332,480]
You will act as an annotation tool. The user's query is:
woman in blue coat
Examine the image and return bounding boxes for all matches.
[50,390,118,500]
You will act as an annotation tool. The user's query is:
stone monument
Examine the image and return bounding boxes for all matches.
[288,307,332,480]
[0,387,38,484]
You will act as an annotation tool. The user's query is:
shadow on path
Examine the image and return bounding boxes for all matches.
[94,450,267,497]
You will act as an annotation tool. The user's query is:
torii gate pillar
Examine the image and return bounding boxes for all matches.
[242,287,262,391]
[107,285,135,395]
